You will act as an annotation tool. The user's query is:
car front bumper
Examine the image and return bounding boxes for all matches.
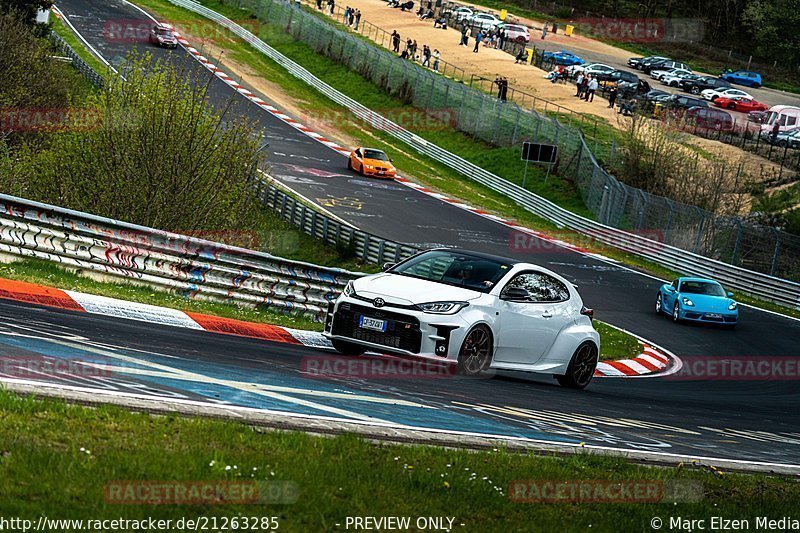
[324,298,471,361]
[678,309,738,324]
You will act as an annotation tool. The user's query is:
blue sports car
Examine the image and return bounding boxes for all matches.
[542,50,585,66]
[655,277,738,327]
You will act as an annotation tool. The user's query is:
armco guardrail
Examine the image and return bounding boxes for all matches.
[0,194,361,321]
[166,0,800,309]
[260,181,420,265]
[48,31,105,88]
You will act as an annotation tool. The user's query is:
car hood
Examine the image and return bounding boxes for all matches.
[680,293,735,312]
[353,273,484,306]
[363,158,394,168]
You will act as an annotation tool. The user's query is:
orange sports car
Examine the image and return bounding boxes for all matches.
[348,147,396,178]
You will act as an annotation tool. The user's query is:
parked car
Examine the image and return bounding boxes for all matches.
[542,50,585,66]
[700,87,753,102]
[447,6,473,21]
[720,70,762,88]
[149,23,177,49]
[685,106,735,131]
[657,94,709,116]
[761,127,800,147]
[468,12,502,30]
[641,59,689,74]
[655,277,738,327]
[760,105,800,134]
[348,147,396,178]
[324,248,601,388]
[628,55,669,69]
[713,97,768,113]
[680,76,731,95]
[567,62,614,77]
[651,67,692,81]
[597,69,638,84]
[497,23,530,43]
[661,71,695,87]
[747,110,769,123]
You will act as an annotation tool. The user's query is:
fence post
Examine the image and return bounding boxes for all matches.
[663,199,675,245]
[693,208,705,253]
[491,103,502,144]
[730,220,742,265]
[770,229,782,276]
[511,108,521,145]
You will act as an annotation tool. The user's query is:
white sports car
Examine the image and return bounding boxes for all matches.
[700,87,752,101]
[324,249,600,389]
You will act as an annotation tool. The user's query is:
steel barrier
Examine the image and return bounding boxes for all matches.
[165,0,800,309]
[48,31,105,88]
[0,193,363,321]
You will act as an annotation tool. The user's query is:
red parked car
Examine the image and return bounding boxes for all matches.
[713,96,768,113]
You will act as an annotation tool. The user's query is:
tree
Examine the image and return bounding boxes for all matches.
[0,0,54,35]
[4,53,268,232]
[742,0,800,66]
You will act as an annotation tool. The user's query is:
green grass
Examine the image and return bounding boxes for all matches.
[0,257,319,331]
[51,17,111,77]
[125,0,800,322]
[2,390,799,526]
[594,321,642,362]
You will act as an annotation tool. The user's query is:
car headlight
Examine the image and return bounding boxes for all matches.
[682,298,694,306]
[343,281,356,297]
[416,301,469,314]
[729,301,737,310]
[365,164,374,170]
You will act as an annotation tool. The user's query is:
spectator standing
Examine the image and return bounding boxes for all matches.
[328,0,335,15]
[316,0,322,9]
[585,76,598,102]
[432,48,440,71]
[608,85,619,109]
[355,9,361,30]
[391,30,400,53]
[343,6,350,25]
[460,26,469,46]
[515,47,527,64]
[574,73,584,97]
[411,39,418,60]
[495,76,502,98]
[473,31,483,52]
[349,9,355,26]
[421,45,430,67]
[497,29,506,50]
[772,121,780,144]
[541,23,547,39]
[500,77,508,101]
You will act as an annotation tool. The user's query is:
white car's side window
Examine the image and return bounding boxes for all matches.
[504,272,570,303]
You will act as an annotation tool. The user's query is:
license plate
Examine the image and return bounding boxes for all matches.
[359,316,387,332]
[706,313,723,319]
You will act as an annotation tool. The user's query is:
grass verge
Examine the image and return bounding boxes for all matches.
[1,391,799,525]
[51,17,110,77]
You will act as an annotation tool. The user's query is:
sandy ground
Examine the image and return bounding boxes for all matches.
[308,0,782,178]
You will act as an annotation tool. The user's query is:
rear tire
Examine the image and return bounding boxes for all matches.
[556,342,598,389]
[457,325,493,376]
[331,339,366,355]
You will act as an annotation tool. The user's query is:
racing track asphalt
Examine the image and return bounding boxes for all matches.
[41,0,800,464]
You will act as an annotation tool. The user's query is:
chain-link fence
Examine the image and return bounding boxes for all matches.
[48,31,105,88]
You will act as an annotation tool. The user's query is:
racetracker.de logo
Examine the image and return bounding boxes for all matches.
[0,356,112,378]
[102,19,261,43]
[302,109,456,132]
[0,108,103,133]
[571,18,704,43]
[668,357,800,381]
[300,355,457,379]
[507,229,665,255]
[509,479,703,503]
[104,481,298,505]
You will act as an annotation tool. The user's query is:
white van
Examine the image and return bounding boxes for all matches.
[761,105,800,134]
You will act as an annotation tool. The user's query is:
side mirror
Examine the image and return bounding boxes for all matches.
[381,262,396,272]
[727,292,734,298]
[501,287,530,301]
[666,286,675,292]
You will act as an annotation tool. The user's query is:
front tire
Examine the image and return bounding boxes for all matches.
[556,342,598,389]
[672,302,681,323]
[331,339,366,355]
[457,325,493,376]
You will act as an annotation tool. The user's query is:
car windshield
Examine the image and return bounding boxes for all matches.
[156,28,173,36]
[680,281,726,297]
[391,250,513,293]
[363,149,389,161]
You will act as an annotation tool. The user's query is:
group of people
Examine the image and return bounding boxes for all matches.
[341,6,362,30]
[390,30,440,71]
[574,72,599,102]
[457,22,510,53]
[316,0,336,15]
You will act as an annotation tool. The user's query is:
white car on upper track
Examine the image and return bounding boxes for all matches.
[324,249,600,389]
[701,87,753,102]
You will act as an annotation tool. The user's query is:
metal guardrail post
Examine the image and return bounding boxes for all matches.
[770,229,782,276]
